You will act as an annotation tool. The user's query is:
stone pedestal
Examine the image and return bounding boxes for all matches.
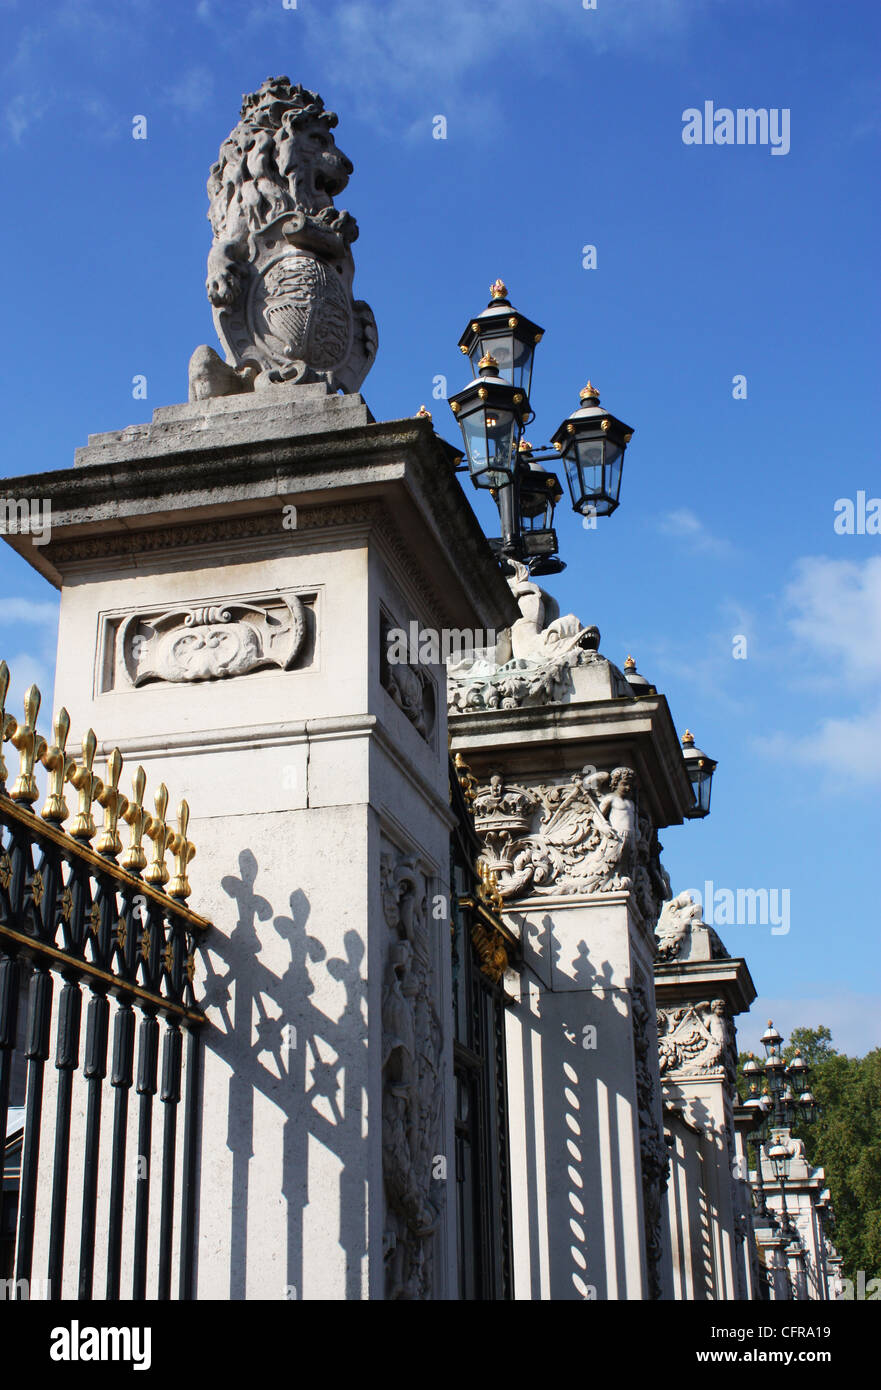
[450,628,694,1299]
[2,384,515,1299]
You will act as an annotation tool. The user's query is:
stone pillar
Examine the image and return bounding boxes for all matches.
[2,385,515,1299]
[732,1103,764,1299]
[653,893,756,1299]
[758,1127,828,1301]
[449,583,694,1299]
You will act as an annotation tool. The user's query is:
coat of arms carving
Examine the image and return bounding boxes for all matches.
[189,77,377,400]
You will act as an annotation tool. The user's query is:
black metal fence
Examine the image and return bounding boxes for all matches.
[0,664,209,1301]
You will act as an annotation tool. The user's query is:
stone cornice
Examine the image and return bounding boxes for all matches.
[451,693,694,828]
[1,413,516,634]
[654,955,757,1016]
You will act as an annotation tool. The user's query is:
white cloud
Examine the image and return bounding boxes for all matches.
[0,597,59,627]
[293,0,710,129]
[785,555,881,681]
[657,506,735,556]
[754,556,881,785]
[738,991,881,1059]
[164,65,215,115]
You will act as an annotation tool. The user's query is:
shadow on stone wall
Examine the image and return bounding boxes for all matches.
[198,848,367,1299]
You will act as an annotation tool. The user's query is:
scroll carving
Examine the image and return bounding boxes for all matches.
[116,593,307,687]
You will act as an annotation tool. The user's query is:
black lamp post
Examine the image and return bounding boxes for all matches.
[449,280,635,575]
[681,729,718,819]
[740,1022,821,1253]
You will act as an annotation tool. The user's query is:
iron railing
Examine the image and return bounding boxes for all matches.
[0,661,209,1301]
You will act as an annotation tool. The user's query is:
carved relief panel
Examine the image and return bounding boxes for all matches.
[97,590,317,692]
[380,844,445,1300]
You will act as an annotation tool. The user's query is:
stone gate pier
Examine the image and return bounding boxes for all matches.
[2,385,514,1298]
[448,576,695,1299]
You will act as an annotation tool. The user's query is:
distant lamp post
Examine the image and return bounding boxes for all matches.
[681,729,718,818]
[449,280,635,575]
[744,1024,820,1131]
[551,382,632,518]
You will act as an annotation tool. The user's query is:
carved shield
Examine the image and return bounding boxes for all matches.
[252,250,352,371]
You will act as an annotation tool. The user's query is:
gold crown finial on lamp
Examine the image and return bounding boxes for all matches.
[490,279,508,300]
[478,351,499,371]
[580,381,600,402]
[624,655,636,671]
[415,404,432,420]
[682,729,695,746]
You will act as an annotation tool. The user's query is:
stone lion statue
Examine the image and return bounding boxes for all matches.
[189,77,378,400]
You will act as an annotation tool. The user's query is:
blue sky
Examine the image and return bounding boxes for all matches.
[1,0,878,1053]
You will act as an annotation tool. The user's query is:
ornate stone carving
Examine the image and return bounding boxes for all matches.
[118,594,306,686]
[379,618,436,741]
[447,560,622,712]
[473,767,669,917]
[381,851,444,1300]
[657,999,735,1083]
[190,77,377,400]
[632,979,669,1300]
[655,890,730,962]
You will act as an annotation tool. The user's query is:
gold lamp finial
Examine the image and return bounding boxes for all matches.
[580,381,600,402]
[490,279,507,300]
[624,655,636,671]
[518,438,532,453]
[478,351,499,371]
[682,729,695,747]
[415,404,432,420]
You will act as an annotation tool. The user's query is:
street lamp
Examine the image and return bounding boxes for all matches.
[457,279,543,399]
[448,352,528,492]
[515,441,565,577]
[550,382,632,518]
[680,729,718,819]
[449,280,634,574]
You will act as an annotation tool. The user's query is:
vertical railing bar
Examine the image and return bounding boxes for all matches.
[157,1020,182,1300]
[76,988,110,1299]
[14,961,53,1297]
[46,975,83,1299]
[132,1011,159,1300]
[178,1023,202,1300]
[105,999,135,1299]
[0,952,21,1254]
